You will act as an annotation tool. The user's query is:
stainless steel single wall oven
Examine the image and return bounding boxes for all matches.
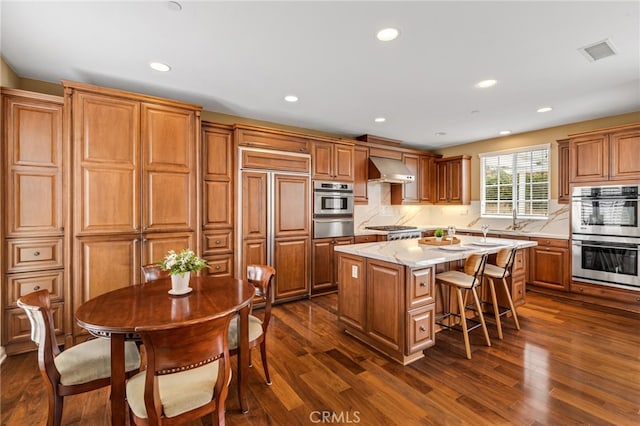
[313,181,354,238]
[571,184,640,289]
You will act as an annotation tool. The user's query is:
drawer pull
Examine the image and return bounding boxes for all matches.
[419,326,426,332]
[215,265,221,270]
[419,282,426,287]
[33,251,41,256]
[33,285,41,291]
[215,240,221,244]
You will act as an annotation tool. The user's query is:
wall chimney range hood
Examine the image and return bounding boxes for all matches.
[368,156,416,184]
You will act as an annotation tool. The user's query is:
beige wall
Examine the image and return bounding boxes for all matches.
[1,56,20,88]
[434,111,640,200]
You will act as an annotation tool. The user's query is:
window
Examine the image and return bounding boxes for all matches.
[480,144,550,218]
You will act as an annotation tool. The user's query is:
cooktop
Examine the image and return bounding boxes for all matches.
[365,225,418,232]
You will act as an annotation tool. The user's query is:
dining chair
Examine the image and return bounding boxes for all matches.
[125,310,234,426]
[482,246,521,339]
[142,264,169,283]
[435,253,491,359]
[227,264,276,385]
[17,289,141,426]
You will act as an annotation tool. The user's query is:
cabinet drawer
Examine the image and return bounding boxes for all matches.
[531,237,568,248]
[203,230,233,254]
[354,234,380,244]
[6,270,64,307]
[7,238,63,272]
[407,267,435,309]
[5,302,64,346]
[203,255,233,277]
[406,305,435,353]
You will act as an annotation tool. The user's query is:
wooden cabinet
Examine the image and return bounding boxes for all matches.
[2,89,65,354]
[235,124,310,153]
[557,139,570,203]
[569,124,640,184]
[312,140,354,182]
[435,156,470,204]
[529,237,570,291]
[202,123,234,277]
[353,145,369,204]
[354,234,382,244]
[312,237,353,294]
[391,153,437,204]
[336,253,436,365]
[64,81,201,343]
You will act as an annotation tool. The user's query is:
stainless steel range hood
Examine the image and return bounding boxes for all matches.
[368,156,416,184]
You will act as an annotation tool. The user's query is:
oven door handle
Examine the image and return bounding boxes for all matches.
[573,241,639,250]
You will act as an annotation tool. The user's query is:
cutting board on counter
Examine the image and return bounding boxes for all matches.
[418,237,461,246]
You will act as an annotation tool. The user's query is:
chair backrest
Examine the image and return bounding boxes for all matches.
[247,264,276,330]
[463,253,488,288]
[16,289,61,384]
[495,247,517,279]
[142,264,169,283]
[135,311,234,424]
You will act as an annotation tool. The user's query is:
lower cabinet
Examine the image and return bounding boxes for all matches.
[273,236,310,301]
[529,237,570,291]
[337,253,435,365]
[312,237,353,295]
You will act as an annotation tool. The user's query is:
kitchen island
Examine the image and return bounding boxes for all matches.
[334,235,537,364]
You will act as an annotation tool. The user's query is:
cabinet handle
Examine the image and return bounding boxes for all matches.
[419,326,426,332]
[58,227,64,232]
[215,240,221,244]
[33,251,40,256]
[143,226,148,231]
[143,238,148,243]
[419,282,426,287]
[33,285,41,291]
[215,265,221,270]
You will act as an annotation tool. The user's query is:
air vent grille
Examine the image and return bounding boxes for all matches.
[579,39,617,62]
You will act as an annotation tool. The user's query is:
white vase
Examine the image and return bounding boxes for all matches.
[435,236,443,242]
[170,271,190,293]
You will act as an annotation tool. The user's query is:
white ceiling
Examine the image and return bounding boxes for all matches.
[2,1,639,150]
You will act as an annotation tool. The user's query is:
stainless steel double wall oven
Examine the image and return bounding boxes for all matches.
[571,185,639,289]
[313,181,354,238]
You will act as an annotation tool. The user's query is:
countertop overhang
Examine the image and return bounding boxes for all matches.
[335,235,537,268]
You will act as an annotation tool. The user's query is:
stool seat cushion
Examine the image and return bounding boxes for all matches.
[484,263,510,278]
[436,271,476,289]
[55,338,140,386]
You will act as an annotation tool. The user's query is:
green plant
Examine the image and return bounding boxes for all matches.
[160,249,208,275]
[434,228,444,238]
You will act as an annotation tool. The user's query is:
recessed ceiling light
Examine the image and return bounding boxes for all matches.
[149,62,171,72]
[499,130,512,135]
[537,106,553,113]
[435,132,447,136]
[475,79,497,88]
[284,95,298,103]
[374,117,386,123]
[167,1,182,12]
[376,28,399,42]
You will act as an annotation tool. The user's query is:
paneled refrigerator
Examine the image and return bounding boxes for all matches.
[237,148,311,301]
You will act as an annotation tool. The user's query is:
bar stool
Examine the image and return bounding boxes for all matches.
[483,246,521,339]
[435,253,491,359]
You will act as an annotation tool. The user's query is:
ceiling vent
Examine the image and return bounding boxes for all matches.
[579,39,617,62]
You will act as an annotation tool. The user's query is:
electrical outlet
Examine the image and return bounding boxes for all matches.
[351,265,358,278]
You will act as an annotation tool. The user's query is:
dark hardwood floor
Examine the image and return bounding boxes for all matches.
[2,291,640,425]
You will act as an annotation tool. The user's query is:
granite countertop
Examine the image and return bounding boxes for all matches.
[335,235,537,268]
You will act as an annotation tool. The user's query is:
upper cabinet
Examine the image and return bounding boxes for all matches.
[569,124,640,184]
[557,139,570,203]
[312,140,354,182]
[435,155,471,204]
[390,153,437,204]
[353,145,369,204]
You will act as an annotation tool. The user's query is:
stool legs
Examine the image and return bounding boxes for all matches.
[500,277,521,330]
[485,277,504,339]
[471,287,492,349]
[454,286,491,360]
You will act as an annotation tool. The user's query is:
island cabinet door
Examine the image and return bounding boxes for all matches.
[337,253,366,331]
[366,259,404,352]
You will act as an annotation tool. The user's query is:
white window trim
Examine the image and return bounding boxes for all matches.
[480,143,550,219]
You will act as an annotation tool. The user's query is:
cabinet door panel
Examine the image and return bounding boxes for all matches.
[204,180,233,229]
[531,247,567,290]
[9,170,61,235]
[203,126,232,180]
[367,259,403,351]
[273,174,309,237]
[203,255,233,277]
[353,146,368,204]
[242,172,267,240]
[334,144,354,182]
[570,135,608,182]
[145,172,192,231]
[273,237,309,300]
[419,156,434,202]
[141,232,195,267]
[312,142,332,180]
[337,253,366,331]
[7,270,64,306]
[142,103,194,169]
[406,305,435,353]
[242,239,266,277]
[610,129,640,181]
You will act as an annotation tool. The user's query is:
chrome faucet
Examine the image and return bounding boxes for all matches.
[512,208,520,230]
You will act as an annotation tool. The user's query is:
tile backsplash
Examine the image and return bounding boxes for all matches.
[354,182,569,237]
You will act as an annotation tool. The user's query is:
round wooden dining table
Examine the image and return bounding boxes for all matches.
[75,275,255,426]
